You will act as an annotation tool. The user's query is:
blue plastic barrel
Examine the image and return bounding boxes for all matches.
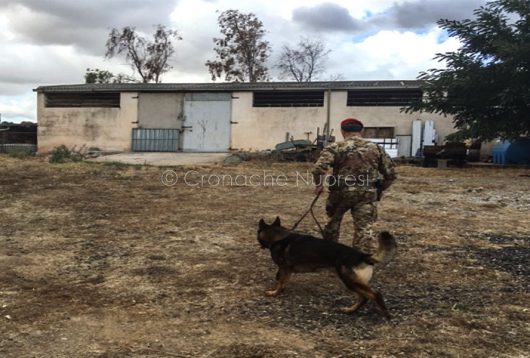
[492,141,511,165]
[506,138,530,165]
[492,139,530,165]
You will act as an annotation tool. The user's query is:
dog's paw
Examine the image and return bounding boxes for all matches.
[265,289,280,297]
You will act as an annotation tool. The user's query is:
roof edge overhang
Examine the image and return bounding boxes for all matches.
[34,80,424,93]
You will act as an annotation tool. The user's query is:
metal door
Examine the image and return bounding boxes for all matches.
[131,128,179,152]
[182,93,231,152]
[138,93,183,129]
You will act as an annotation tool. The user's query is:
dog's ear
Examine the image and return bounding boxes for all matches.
[258,218,267,230]
[272,216,281,226]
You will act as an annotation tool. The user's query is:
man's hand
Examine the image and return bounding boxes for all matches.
[314,185,324,196]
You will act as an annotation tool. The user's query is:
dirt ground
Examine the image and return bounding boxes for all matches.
[90,153,228,166]
[0,155,529,358]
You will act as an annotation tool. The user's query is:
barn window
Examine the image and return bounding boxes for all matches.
[363,127,395,138]
[253,90,324,107]
[347,89,422,106]
[45,92,120,108]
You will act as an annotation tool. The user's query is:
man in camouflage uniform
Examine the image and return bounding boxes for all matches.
[312,118,396,250]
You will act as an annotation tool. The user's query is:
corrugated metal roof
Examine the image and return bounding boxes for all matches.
[34,80,423,93]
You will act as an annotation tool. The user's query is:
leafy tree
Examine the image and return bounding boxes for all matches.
[105,25,181,83]
[112,73,138,84]
[206,10,271,82]
[84,68,137,84]
[406,0,530,141]
[277,38,330,82]
[85,68,114,84]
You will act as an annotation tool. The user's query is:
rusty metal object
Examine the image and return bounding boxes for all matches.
[271,133,336,162]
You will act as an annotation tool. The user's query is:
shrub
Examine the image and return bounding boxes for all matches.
[49,145,84,163]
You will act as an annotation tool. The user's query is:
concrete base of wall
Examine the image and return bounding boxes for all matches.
[89,152,228,166]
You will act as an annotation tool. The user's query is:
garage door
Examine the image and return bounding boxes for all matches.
[182,93,231,152]
[131,128,180,152]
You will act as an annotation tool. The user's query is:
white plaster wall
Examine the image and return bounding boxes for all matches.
[231,92,327,150]
[231,90,456,151]
[330,91,455,142]
[37,89,457,153]
[37,92,138,153]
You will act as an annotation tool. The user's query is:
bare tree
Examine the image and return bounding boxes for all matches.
[327,73,345,81]
[105,25,181,83]
[206,10,271,82]
[277,38,331,82]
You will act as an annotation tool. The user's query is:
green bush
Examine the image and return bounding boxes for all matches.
[49,145,84,163]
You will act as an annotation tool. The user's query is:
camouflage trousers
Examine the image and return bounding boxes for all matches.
[323,189,378,250]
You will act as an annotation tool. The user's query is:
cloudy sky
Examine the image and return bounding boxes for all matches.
[0,0,487,122]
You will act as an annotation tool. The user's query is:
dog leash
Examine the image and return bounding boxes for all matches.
[291,191,325,238]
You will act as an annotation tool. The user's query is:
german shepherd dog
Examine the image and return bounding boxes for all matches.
[257,217,396,318]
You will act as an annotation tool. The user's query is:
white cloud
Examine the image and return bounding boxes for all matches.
[0,93,35,122]
[0,0,489,122]
[330,28,462,79]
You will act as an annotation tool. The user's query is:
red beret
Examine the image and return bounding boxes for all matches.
[341,118,363,131]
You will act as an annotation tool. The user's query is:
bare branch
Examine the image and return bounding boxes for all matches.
[105,25,181,83]
[276,37,331,82]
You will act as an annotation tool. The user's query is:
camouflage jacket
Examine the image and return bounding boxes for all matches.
[312,136,396,190]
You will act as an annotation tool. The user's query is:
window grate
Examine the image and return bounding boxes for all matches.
[347,89,422,106]
[363,127,395,138]
[253,90,324,107]
[45,92,120,108]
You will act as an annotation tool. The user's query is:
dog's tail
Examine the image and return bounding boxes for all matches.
[370,231,397,264]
